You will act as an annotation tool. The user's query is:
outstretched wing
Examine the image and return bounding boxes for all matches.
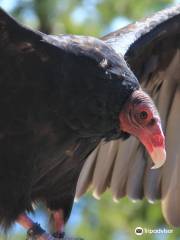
[76,5,180,226]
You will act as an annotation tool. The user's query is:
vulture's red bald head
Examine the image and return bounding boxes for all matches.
[119,89,166,169]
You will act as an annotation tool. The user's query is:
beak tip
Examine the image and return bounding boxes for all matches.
[150,147,166,170]
[151,160,166,169]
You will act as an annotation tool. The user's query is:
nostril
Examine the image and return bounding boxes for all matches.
[148,118,156,126]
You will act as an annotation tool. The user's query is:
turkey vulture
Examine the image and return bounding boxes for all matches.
[0,4,177,240]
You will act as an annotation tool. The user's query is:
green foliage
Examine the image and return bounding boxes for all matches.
[97,0,172,24]
[73,192,180,239]
[1,0,173,35]
[0,234,25,240]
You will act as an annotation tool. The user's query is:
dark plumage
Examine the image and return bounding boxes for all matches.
[0,8,139,229]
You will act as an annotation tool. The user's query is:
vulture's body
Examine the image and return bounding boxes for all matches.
[0,8,139,229]
[0,5,179,239]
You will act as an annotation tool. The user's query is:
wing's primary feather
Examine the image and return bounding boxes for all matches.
[76,5,180,226]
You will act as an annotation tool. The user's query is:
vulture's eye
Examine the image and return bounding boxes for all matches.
[139,111,148,120]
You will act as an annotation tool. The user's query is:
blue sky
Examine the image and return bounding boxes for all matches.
[0,0,18,11]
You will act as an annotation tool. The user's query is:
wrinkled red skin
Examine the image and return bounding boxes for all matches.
[119,90,165,163]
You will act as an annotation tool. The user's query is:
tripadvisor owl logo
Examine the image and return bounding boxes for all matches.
[135,227,144,235]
